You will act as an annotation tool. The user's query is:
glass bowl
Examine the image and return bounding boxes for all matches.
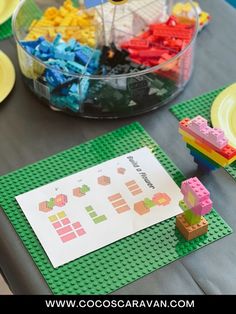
[12,0,198,118]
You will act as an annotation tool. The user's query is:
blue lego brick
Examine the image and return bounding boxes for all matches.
[39,41,53,54]
[53,34,62,46]
[54,50,75,62]
[66,39,77,51]
[45,69,66,88]
[66,61,85,74]
[189,148,219,171]
[21,37,44,49]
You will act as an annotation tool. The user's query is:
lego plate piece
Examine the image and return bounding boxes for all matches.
[0,0,19,25]
[211,83,236,149]
[16,147,183,268]
[0,50,15,103]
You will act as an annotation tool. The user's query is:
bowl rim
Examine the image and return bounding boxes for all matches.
[12,0,199,80]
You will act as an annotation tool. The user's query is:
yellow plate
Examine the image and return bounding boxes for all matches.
[0,0,19,25]
[211,83,236,148]
[0,50,15,103]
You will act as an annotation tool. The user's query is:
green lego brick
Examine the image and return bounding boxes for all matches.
[0,19,13,41]
[170,86,236,181]
[0,122,232,295]
[179,201,201,225]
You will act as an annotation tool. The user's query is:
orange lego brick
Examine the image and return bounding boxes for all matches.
[134,201,150,215]
[176,213,208,241]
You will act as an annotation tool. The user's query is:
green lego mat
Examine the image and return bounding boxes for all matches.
[0,123,232,294]
[0,18,13,41]
[170,87,236,181]
[0,0,43,41]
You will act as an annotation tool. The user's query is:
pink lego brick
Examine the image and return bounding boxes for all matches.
[180,116,229,150]
[206,128,228,149]
[181,177,210,204]
[191,198,213,216]
[188,116,208,133]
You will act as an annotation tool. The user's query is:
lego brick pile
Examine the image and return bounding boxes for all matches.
[25,0,97,47]
[19,0,196,115]
[121,16,194,70]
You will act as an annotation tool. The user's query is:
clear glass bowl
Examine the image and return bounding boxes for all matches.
[12,0,198,118]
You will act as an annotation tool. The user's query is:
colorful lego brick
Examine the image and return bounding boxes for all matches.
[66,61,85,74]
[181,133,231,167]
[152,193,171,206]
[134,201,150,215]
[176,213,208,241]
[179,118,230,153]
[189,147,220,171]
[153,26,193,41]
[98,176,111,186]
[220,144,236,160]
[181,177,210,204]
[181,177,213,216]
[179,200,201,225]
[188,116,228,149]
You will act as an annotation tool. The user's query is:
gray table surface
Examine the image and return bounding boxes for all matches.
[1,0,236,295]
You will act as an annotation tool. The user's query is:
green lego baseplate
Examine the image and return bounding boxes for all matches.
[0,123,232,294]
[170,87,236,181]
[0,19,13,41]
[0,0,43,41]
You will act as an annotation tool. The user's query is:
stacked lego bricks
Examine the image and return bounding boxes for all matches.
[179,116,236,171]
[176,177,213,241]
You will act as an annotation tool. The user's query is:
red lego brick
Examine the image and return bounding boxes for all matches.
[220,144,236,159]
[153,27,193,41]
[129,39,150,49]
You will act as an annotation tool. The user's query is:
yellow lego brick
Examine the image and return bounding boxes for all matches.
[44,7,59,20]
